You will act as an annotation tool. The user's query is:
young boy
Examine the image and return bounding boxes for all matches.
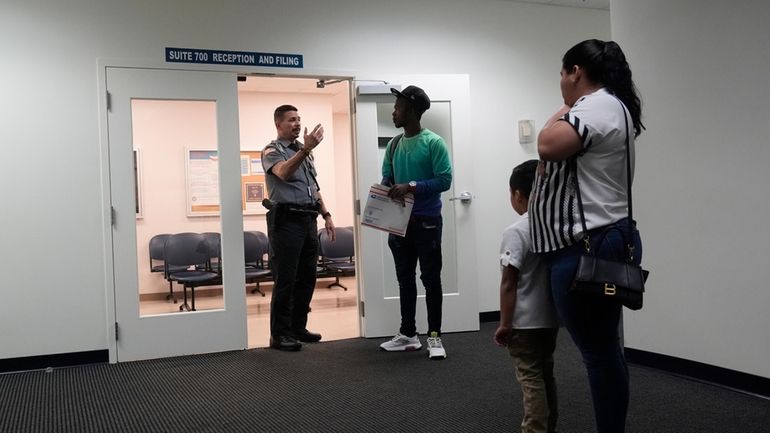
[494,160,559,433]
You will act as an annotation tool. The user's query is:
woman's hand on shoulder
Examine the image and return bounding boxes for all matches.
[538,106,582,161]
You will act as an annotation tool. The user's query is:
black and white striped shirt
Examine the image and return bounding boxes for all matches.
[530,88,634,253]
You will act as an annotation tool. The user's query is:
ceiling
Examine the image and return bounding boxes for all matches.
[238,76,352,114]
[237,76,348,95]
[509,0,609,10]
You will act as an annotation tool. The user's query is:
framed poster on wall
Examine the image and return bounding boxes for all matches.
[243,182,265,213]
[185,148,268,217]
[185,149,221,216]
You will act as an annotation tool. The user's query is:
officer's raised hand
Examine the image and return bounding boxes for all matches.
[303,124,324,151]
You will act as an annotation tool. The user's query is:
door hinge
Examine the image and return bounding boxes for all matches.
[106,91,112,112]
[114,322,119,341]
[110,206,116,226]
[355,199,361,215]
[360,300,365,317]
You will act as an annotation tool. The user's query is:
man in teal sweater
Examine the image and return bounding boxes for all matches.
[379,85,453,360]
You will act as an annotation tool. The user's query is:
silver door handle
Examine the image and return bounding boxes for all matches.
[448,191,473,204]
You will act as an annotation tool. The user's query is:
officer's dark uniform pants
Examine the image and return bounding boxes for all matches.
[267,208,319,337]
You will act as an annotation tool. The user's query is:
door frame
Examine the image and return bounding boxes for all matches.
[352,74,480,338]
[96,59,359,362]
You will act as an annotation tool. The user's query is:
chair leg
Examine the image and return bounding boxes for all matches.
[190,286,196,311]
[326,276,348,291]
[250,281,266,297]
[179,285,191,312]
[166,280,177,304]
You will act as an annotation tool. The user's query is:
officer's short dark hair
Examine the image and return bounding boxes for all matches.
[509,160,539,198]
[274,105,298,122]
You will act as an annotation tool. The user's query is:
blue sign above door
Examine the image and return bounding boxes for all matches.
[165,47,303,68]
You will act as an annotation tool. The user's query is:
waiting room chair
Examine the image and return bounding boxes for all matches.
[246,231,270,268]
[201,232,222,273]
[164,232,220,312]
[244,231,271,297]
[318,226,355,290]
[149,233,187,304]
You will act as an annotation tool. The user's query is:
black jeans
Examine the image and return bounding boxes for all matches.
[388,215,443,337]
[267,208,319,337]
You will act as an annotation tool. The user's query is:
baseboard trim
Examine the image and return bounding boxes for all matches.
[478,310,768,398]
[0,350,109,374]
[479,310,500,323]
[624,348,769,398]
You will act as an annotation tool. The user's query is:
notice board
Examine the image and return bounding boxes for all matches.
[186,149,267,216]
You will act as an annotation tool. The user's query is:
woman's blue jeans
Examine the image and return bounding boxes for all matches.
[545,218,642,433]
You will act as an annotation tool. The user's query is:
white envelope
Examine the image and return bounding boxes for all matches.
[361,184,414,237]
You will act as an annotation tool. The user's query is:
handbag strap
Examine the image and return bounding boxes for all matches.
[573,97,634,260]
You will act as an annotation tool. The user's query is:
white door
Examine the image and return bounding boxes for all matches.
[354,75,479,337]
[106,67,246,361]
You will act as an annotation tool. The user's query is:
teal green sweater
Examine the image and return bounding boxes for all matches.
[381,128,452,216]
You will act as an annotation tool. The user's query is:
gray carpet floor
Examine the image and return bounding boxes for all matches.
[1,322,768,433]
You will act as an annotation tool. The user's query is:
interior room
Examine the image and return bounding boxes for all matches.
[134,76,358,348]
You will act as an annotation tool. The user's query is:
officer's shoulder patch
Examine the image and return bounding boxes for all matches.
[263,148,277,155]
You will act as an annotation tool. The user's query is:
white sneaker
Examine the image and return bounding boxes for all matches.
[379,333,422,352]
[427,332,446,360]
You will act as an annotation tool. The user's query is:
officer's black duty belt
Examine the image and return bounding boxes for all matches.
[278,203,319,216]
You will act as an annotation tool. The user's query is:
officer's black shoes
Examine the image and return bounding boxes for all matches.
[291,329,322,343]
[270,335,302,351]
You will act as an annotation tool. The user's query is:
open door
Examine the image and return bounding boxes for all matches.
[354,75,479,337]
[106,67,246,361]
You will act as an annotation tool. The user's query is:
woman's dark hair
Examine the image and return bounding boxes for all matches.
[509,159,539,198]
[562,39,645,137]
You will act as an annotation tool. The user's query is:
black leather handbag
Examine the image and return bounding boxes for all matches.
[572,228,649,310]
[570,99,649,310]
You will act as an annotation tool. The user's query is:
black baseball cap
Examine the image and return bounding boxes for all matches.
[391,85,431,113]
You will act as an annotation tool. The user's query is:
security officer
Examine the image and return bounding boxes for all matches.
[262,104,336,351]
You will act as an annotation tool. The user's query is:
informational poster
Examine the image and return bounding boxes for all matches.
[240,155,250,176]
[187,150,220,215]
[186,149,268,216]
[250,158,264,174]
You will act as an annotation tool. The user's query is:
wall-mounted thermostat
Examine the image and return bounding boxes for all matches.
[518,119,535,144]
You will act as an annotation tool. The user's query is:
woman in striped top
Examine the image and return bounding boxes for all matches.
[530,39,645,433]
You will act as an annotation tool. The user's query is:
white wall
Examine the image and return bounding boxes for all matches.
[612,0,770,377]
[0,0,608,359]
